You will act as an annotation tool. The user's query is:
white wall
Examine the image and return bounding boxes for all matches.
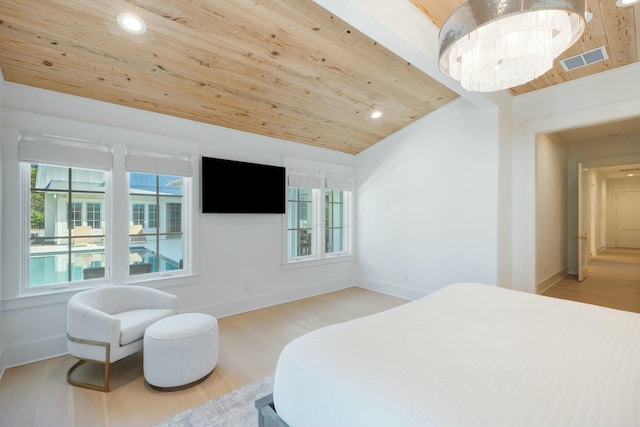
[590,171,607,254]
[0,82,357,368]
[356,98,499,299]
[315,0,515,293]
[535,134,568,289]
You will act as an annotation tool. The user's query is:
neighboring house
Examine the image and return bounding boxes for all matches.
[33,166,106,242]
[33,166,182,240]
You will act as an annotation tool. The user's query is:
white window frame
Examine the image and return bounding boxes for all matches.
[324,188,352,257]
[126,171,188,278]
[286,186,321,261]
[283,158,354,265]
[18,133,194,295]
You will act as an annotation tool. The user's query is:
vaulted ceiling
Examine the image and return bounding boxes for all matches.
[0,0,638,154]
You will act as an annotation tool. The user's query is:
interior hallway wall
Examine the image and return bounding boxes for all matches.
[535,134,568,291]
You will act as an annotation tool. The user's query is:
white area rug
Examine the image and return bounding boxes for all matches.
[155,376,274,427]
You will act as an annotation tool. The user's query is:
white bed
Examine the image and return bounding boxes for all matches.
[263,282,640,427]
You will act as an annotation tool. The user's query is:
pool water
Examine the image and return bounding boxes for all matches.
[29,248,180,286]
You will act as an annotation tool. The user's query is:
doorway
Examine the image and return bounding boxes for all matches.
[540,145,640,313]
[534,123,640,295]
[522,98,640,296]
[614,190,640,248]
[576,164,640,276]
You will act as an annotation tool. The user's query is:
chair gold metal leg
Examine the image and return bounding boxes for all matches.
[66,334,111,392]
[67,359,111,392]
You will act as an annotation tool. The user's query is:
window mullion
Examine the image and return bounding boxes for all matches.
[313,187,322,257]
[318,181,326,257]
[155,175,160,264]
[111,144,129,284]
[67,167,73,282]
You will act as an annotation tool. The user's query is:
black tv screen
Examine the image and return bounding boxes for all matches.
[201,156,286,214]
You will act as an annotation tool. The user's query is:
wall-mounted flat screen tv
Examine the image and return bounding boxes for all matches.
[201,156,286,214]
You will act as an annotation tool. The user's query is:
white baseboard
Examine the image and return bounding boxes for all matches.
[536,267,568,294]
[357,277,428,301]
[2,334,68,370]
[191,279,353,319]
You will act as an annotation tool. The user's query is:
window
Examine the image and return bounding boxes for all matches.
[128,173,185,276]
[19,134,193,293]
[28,164,107,286]
[285,166,352,262]
[87,202,102,229]
[69,202,82,228]
[287,187,314,257]
[325,189,344,254]
[148,203,158,228]
[167,203,182,233]
[132,203,145,225]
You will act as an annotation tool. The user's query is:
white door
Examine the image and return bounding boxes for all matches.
[577,163,589,281]
[615,191,640,248]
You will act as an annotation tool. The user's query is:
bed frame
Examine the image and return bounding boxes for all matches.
[255,394,290,427]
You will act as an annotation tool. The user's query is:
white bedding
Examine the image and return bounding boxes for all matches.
[273,282,640,427]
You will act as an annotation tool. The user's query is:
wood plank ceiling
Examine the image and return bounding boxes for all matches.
[0,0,637,154]
[0,0,458,155]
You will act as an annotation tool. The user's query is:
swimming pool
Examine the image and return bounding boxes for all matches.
[29,247,180,287]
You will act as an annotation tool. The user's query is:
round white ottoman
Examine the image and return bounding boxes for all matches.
[143,312,218,390]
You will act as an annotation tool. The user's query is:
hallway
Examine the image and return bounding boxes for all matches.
[542,248,640,313]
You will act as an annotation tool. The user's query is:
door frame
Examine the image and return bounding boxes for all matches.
[521,97,640,294]
[577,163,589,281]
[613,189,640,249]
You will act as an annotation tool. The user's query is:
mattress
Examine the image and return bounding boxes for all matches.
[273,282,640,427]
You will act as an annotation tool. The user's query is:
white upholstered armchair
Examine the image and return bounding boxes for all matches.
[66,285,178,392]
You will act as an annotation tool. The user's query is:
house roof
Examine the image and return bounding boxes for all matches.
[35,166,182,196]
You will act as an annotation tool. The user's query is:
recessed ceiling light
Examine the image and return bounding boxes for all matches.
[629,173,635,177]
[616,0,639,7]
[370,111,382,119]
[117,13,147,35]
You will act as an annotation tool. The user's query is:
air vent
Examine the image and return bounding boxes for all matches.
[621,167,640,172]
[559,46,608,71]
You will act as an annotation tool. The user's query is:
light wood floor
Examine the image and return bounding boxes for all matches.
[0,287,407,427]
[3,251,639,427]
[542,247,640,313]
